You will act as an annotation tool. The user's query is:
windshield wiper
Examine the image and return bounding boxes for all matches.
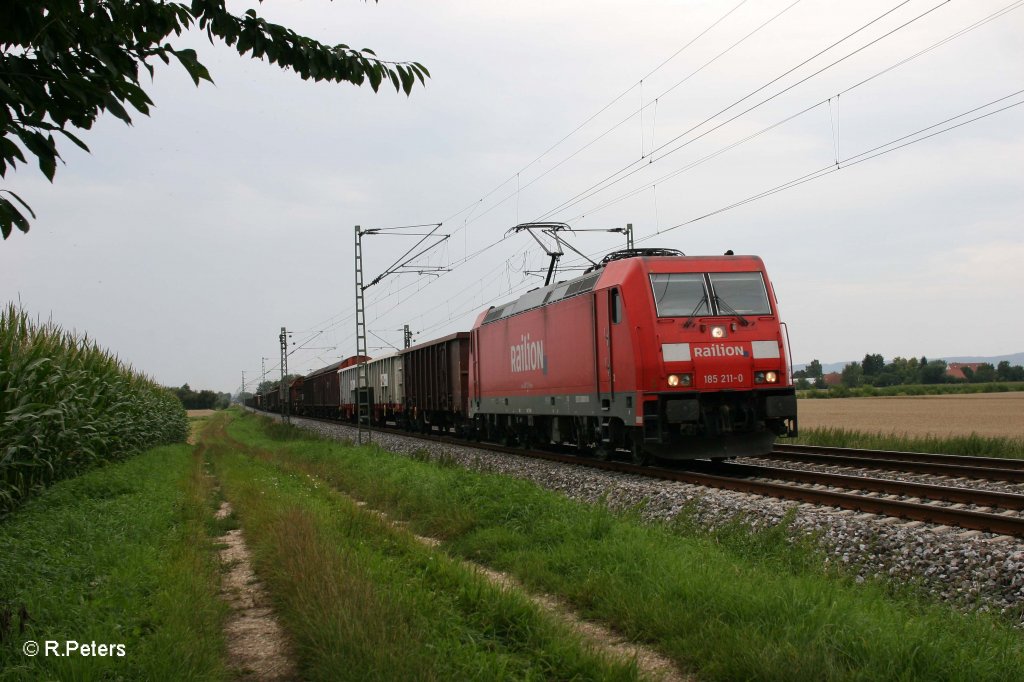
[713,296,750,326]
[681,295,709,328]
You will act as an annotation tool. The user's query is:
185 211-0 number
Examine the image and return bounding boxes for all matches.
[704,373,744,385]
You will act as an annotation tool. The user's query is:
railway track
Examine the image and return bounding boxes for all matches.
[260,411,1024,538]
[768,443,1024,483]
[516,448,1024,539]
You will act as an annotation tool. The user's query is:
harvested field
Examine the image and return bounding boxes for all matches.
[187,409,218,418]
[797,392,1024,439]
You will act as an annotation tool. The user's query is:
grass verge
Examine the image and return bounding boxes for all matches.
[0,443,226,681]
[203,414,639,681]
[228,411,1024,682]
[792,427,1024,459]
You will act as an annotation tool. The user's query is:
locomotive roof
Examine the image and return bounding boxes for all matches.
[477,252,766,326]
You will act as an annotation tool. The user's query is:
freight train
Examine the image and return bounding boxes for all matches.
[249,248,798,462]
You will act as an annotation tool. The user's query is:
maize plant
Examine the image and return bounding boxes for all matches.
[0,304,188,516]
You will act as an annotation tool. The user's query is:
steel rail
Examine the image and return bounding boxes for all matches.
[497,448,1024,537]
[705,460,1024,511]
[506,450,1024,537]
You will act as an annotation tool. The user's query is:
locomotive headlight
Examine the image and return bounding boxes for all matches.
[765,371,779,383]
[668,374,680,387]
[754,372,765,384]
[667,374,693,387]
[711,325,727,339]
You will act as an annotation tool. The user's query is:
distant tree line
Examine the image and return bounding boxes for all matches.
[794,355,1024,389]
[170,384,232,410]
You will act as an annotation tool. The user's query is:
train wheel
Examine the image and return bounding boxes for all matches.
[630,435,651,466]
[493,424,513,447]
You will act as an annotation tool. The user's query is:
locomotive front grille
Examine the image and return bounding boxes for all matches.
[644,388,796,440]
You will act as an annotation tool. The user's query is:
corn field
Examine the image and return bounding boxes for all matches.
[1,304,189,516]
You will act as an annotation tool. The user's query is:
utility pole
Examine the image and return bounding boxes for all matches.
[403,324,412,349]
[240,371,245,405]
[279,326,290,425]
[353,221,447,444]
[354,226,370,444]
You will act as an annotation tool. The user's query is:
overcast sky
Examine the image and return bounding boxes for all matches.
[2,0,1023,393]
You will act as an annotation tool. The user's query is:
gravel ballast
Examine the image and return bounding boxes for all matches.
[261,412,1024,626]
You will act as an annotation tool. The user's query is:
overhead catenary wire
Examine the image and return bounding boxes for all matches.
[550,88,1024,269]
[453,0,808,236]
[289,2,842,343]
[556,0,1024,226]
[268,0,1019,373]
[531,0,950,224]
[284,1,924,346]
[432,0,755,232]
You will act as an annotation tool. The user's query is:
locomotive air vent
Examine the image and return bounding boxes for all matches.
[482,305,507,324]
[564,273,601,297]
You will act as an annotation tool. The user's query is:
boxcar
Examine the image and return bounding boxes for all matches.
[368,353,405,424]
[289,376,304,415]
[337,354,404,424]
[263,385,281,413]
[301,360,344,418]
[403,332,470,434]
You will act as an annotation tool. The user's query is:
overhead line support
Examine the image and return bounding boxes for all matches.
[279,326,290,425]
[354,225,370,445]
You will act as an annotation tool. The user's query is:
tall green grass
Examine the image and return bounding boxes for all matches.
[0,304,188,515]
[0,443,227,680]
[205,416,638,681]
[793,427,1024,459]
[227,413,1024,681]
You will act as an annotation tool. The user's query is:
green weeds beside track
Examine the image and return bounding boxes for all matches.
[793,427,1024,459]
[0,443,225,681]
[228,412,1024,682]
[206,415,639,681]
[4,409,1021,681]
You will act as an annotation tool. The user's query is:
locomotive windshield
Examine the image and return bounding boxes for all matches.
[650,271,771,317]
[650,273,707,317]
[708,272,771,315]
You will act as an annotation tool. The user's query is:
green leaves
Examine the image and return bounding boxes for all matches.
[0,192,36,240]
[1,1,429,240]
[171,49,211,86]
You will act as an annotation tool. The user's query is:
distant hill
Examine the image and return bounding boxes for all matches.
[943,352,1024,366]
[794,353,1024,374]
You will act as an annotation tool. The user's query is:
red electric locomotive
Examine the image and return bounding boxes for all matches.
[467,248,797,461]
